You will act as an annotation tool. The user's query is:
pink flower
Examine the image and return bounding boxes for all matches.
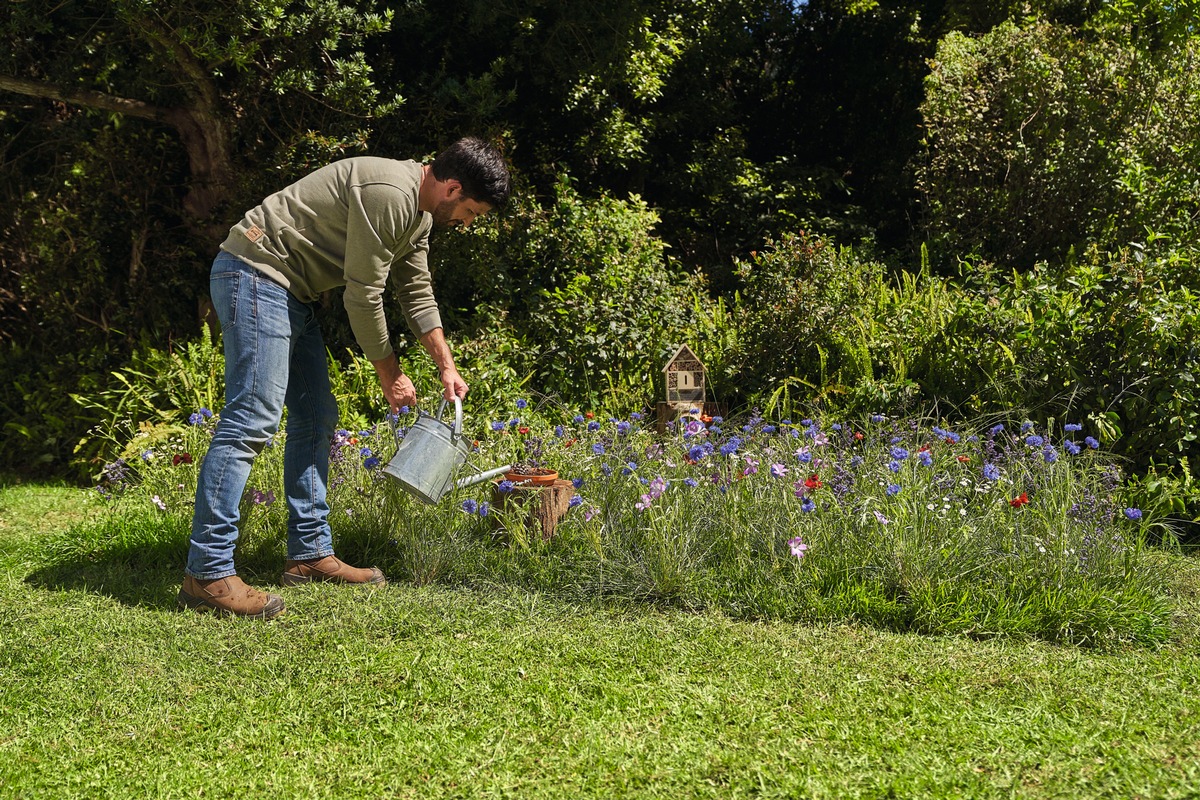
[787,536,809,559]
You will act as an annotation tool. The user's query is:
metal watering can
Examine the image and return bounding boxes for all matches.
[383,396,512,505]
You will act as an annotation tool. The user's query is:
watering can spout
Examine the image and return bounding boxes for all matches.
[455,464,513,490]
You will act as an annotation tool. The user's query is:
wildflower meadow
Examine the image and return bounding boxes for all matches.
[59,398,1173,649]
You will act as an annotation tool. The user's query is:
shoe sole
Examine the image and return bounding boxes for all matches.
[280,571,386,587]
[176,589,286,620]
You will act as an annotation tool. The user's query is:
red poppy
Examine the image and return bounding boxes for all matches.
[563,438,577,448]
[804,474,822,490]
[918,444,931,452]
[944,437,957,444]
[854,432,864,441]
[1009,493,1029,508]
[585,411,595,419]
[518,426,530,435]
[173,453,193,466]
[957,455,970,463]
[701,414,713,423]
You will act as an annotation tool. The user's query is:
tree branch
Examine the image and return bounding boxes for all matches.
[0,74,171,124]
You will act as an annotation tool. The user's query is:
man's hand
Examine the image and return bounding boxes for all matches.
[371,355,417,414]
[440,367,468,401]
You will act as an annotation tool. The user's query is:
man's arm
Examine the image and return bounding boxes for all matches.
[420,327,468,401]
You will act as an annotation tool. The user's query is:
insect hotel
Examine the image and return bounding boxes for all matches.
[656,344,723,433]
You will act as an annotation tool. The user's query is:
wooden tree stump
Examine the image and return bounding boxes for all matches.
[492,479,576,540]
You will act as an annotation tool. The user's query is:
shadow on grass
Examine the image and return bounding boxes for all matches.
[23,514,287,612]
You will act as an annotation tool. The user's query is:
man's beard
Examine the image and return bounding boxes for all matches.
[430,199,460,229]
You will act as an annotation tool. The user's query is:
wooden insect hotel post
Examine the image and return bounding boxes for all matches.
[657,344,722,433]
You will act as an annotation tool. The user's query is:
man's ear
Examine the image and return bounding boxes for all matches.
[443,179,464,201]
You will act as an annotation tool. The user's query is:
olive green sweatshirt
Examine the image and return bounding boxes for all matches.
[220,157,441,363]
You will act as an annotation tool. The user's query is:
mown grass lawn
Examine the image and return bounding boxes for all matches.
[3,482,1200,799]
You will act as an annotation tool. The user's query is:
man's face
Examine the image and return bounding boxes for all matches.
[431,196,492,230]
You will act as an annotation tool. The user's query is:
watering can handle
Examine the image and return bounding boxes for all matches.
[436,396,464,436]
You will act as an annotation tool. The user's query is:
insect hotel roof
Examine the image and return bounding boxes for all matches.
[663,344,706,409]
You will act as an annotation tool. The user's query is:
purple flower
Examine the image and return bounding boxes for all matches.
[573,414,585,424]
[497,480,516,493]
[1043,446,1058,463]
[592,442,606,455]
[873,510,890,526]
[1064,440,1081,455]
[555,425,565,437]
[188,412,204,425]
[491,421,505,432]
[787,536,809,559]
[617,421,632,435]
[588,421,601,432]
[151,495,166,511]
[1124,507,1143,520]
[982,463,1001,481]
[478,502,490,517]
[568,495,583,508]
[918,450,933,467]
[1064,423,1082,432]
[888,460,901,473]
[800,497,816,513]
[890,446,909,461]
[1025,435,1044,447]
[363,456,381,469]
[770,463,788,479]
[572,477,585,489]
[516,398,528,409]
[886,484,901,496]
[462,499,478,514]
[1085,437,1100,449]
[584,507,598,522]
[684,477,699,487]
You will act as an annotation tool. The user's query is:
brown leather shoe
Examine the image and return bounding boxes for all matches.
[177,575,285,620]
[281,555,386,587]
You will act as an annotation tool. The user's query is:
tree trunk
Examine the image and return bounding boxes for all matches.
[0,74,232,240]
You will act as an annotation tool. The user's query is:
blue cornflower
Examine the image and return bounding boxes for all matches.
[982,463,1000,481]
[762,425,777,434]
[1064,440,1081,456]
[573,414,585,424]
[1025,435,1044,447]
[622,462,637,475]
[200,408,213,419]
[359,447,373,458]
[712,416,724,423]
[1064,423,1083,432]
[684,478,699,487]
[508,418,520,428]
[555,425,565,437]
[870,414,885,423]
[516,399,528,409]
[631,412,643,421]
[188,412,204,425]
[462,499,479,514]
[719,438,741,457]
[592,442,605,455]
[831,423,842,431]
[497,480,516,493]
[850,456,864,468]
[989,424,1005,436]
[398,406,410,415]
[587,421,600,432]
[568,495,583,508]
[888,460,901,473]
[918,450,933,467]
[800,497,817,513]
[890,446,909,460]
[617,421,632,435]
[363,456,380,469]
[1021,421,1035,433]
[1085,437,1099,449]
[478,502,490,517]
[689,444,709,461]
[1124,508,1143,520]
[886,484,901,496]
[601,464,613,476]
[1043,446,1058,463]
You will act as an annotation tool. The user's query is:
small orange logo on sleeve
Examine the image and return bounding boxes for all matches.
[245,225,265,243]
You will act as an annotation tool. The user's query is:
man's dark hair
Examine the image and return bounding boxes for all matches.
[430,137,511,208]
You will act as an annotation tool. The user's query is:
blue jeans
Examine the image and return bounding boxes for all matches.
[187,251,340,579]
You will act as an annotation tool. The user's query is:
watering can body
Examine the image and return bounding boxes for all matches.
[383,397,510,504]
